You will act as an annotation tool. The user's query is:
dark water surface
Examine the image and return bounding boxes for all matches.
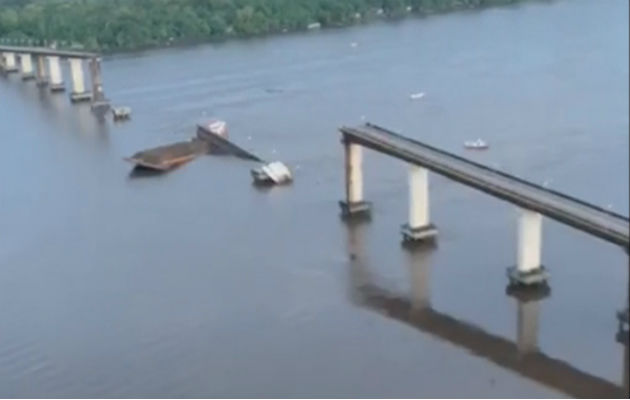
[1,0,628,397]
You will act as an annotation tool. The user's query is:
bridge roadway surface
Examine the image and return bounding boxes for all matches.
[340,123,630,249]
[0,45,97,59]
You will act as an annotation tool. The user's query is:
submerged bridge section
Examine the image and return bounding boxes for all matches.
[0,45,108,110]
[339,123,629,288]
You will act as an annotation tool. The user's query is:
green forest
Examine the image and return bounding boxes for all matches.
[0,0,536,51]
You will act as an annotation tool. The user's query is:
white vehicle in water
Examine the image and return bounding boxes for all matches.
[464,138,489,150]
[251,161,292,185]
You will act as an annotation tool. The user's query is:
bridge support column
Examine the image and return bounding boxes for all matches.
[89,57,110,111]
[68,58,91,103]
[340,141,371,218]
[47,56,64,92]
[1,52,18,73]
[35,55,48,87]
[402,165,437,244]
[19,53,35,80]
[507,209,549,287]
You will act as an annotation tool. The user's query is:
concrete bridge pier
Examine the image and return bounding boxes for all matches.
[35,55,48,87]
[89,57,110,111]
[340,141,371,218]
[1,52,18,73]
[47,56,64,92]
[68,58,91,103]
[19,53,35,80]
[507,209,549,287]
[402,165,438,244]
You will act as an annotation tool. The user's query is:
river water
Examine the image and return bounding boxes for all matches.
[1,0,628,397]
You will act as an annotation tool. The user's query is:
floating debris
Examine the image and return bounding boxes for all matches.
[197,120,262,161]
[112,106,132,121]
[409,92,425,100]
[464,139,489,150]
[251,161,293,185]
[125,139,208,171]
[350,42,359,48]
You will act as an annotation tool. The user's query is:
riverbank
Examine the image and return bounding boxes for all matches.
[0,0,545,53]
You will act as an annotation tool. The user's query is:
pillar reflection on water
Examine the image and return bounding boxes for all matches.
[617,291,628,394]
[343,221,626,398]
[516,300,540,356]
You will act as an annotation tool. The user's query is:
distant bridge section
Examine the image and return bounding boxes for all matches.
[339,123,629,288]
[0,45,108,109]
[0,45,97,59]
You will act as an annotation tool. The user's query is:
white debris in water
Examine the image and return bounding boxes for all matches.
[350,42,359,48]
[252,161,292,185]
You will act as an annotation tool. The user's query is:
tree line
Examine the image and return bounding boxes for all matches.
[0,0,537,51]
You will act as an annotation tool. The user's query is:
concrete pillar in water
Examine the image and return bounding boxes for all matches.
[339,140,371,218]
[516,299,540,355]
[89,57,109,111]
[507,209,549,286]
[4,52,18,72]
[19,53,35,80]
[68,58,91,102]
[47,56,65,92]
[35,55,48,87]
[402,165,437,243]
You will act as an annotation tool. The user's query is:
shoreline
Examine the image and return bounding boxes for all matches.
[1,0,547,56]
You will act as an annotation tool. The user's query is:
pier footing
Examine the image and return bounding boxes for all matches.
[70,92,92,103]
[507,265,549,287]
[401,223,438,243]
[50,83,66,92]
[506,281,551,302]
[339,201,372,220]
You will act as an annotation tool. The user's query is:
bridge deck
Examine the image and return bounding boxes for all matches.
[340,123,629,248]
[0,45,97,59]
